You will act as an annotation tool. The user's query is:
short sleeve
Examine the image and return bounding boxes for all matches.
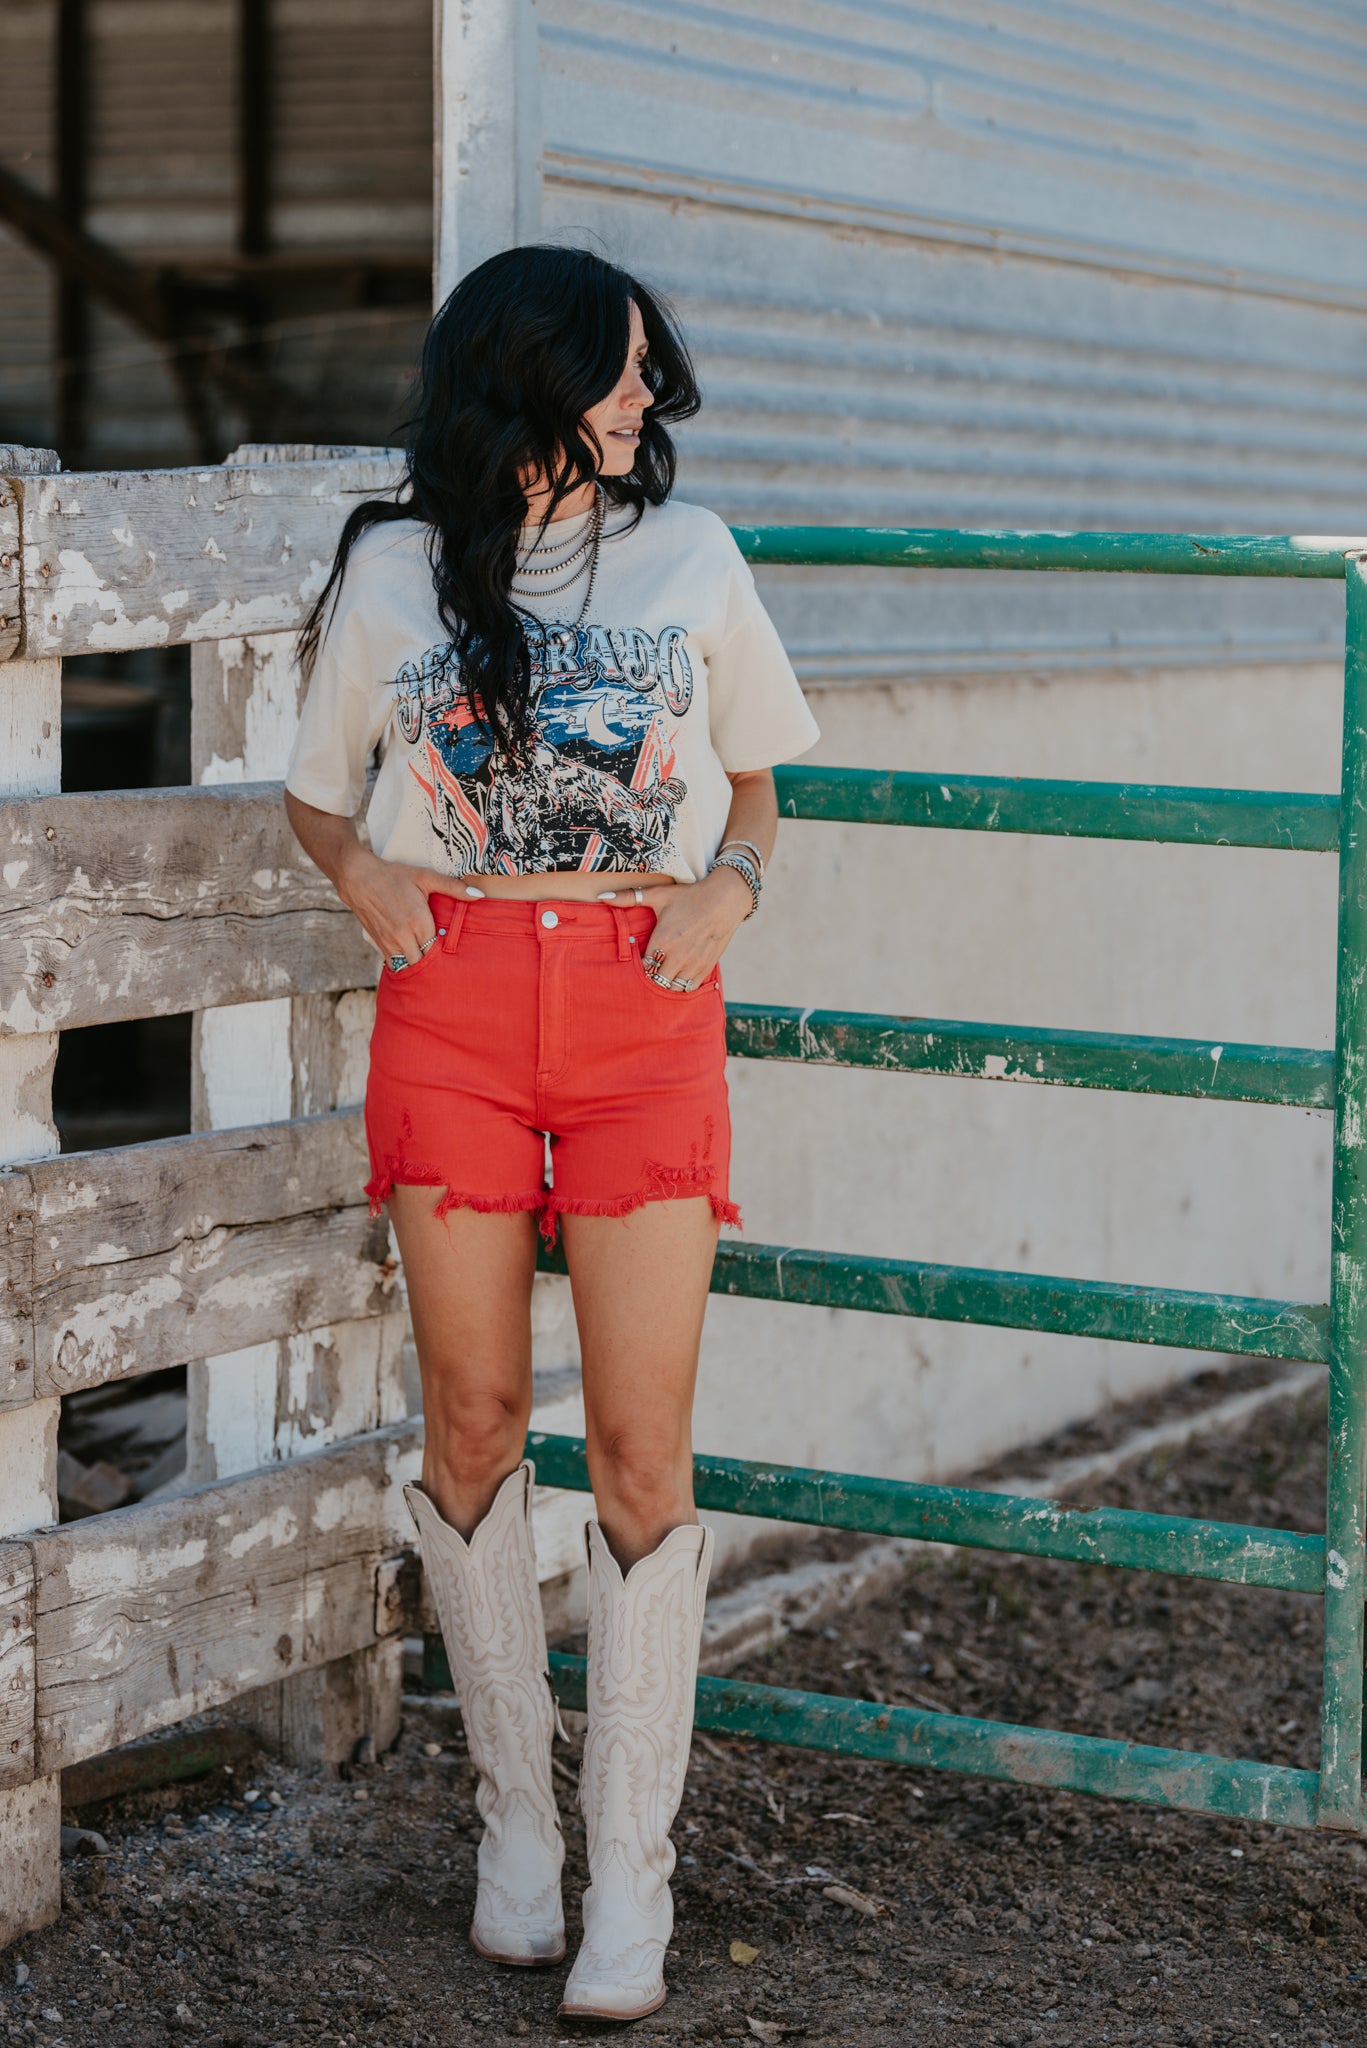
[284,566,392,817]
[705,528,820,773]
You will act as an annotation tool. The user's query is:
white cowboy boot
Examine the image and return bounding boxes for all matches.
[559,1518,714,2021]
[404,1462,566,1965]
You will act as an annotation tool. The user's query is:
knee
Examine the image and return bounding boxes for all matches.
[427,1388,527,1490]
[595,1426,691,1522]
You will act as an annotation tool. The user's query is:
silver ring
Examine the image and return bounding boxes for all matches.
[388,953,408,973]
[417,933,439,956]
[634,887,645,903]
[666,975,693,991]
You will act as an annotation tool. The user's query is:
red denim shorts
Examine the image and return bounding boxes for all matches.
[364,894,740,1242]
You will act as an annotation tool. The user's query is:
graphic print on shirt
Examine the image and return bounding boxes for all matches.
[392,619,694,874]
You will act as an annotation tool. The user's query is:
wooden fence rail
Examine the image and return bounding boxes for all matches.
[0,1419,419,1791]
[0,784,374,1033]
[0,1112,389,1411]
[2,455,404,662]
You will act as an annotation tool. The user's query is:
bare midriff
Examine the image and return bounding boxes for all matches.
[451,869,681,901]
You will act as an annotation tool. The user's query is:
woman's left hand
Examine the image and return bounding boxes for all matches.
[608,867,754,991]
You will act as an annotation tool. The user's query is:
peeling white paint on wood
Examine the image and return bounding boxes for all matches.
[0,1033,58,1171]
[0,784,376,1035]
[29,1419,420,1774]
[38,1206,388,1402]
[0,485,22,667]
[195,634,302,788]
[199,1001,294,1128]
[25,1111,371,1263]
[0,1183,36,1406]
[0,1111,389,1411]
[9,457,403,660]
[0,1545,36,1790]
[0,1778,60,1940]
[0,452,63,1946]
[194,1346,280,1485]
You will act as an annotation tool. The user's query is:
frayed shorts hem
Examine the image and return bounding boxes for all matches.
[366,1161,742,1245]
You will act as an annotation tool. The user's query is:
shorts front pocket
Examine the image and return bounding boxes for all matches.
[629,944,721,1003]
[381,916,454,984]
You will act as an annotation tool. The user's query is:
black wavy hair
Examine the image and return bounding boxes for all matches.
[297,244,700,754]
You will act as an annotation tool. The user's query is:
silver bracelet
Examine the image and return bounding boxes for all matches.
[712,851,761,918]
[718,836,766,881]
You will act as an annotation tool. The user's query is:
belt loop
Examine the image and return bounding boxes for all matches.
[610,905,632,961]
[437,898,470,957]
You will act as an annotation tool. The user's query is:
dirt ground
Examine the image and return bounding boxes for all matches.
[8,1369,1367,2048]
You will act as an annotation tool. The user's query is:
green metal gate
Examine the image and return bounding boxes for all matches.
[448,530,1367,1834]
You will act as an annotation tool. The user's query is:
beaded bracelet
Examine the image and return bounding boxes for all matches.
[712,850,761,918]
[718,836,766,881]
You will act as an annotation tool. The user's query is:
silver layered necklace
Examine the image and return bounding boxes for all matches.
[510,484,605,625]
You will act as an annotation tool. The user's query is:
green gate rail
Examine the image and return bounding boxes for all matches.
[724,1006,1334,1108]
[513,529,1367,1836]
[545,1659,1322,1831]
[770,765,1341,850]
[709,1241,1329,1361]
[540,1221,1330,1364]
[519,1434,1324,1592]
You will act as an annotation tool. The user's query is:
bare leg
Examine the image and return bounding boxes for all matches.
[391,1192,565,1966]
[388,1189,539,1535]
[561,1197,719,1568]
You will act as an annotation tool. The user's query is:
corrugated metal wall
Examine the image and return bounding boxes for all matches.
[0,0,433,464]
[532,0,1365,678]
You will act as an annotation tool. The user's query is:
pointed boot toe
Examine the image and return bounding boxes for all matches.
[558,1978,668,2022]
[471,1916,566,1968]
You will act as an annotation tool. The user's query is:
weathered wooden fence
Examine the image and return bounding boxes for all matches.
[1,442,413,1941]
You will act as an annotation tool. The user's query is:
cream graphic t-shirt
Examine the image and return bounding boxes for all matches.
[285,497,820,881]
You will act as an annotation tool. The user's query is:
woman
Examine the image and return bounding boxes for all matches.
[284,245,819,2022]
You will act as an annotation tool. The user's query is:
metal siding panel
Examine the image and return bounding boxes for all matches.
[272,0,432,252]
[541,0,1367,300]
[85,0,238,256]
[0,2,57,445]
[0,0,431,462]
[535,0,1364,678]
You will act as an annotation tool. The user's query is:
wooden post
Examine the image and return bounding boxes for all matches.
[187,445,407,1767]
[434,0,541,300]
[0,447,63,1945]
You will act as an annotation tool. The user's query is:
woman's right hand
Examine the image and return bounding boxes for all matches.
[336,847,454,966]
